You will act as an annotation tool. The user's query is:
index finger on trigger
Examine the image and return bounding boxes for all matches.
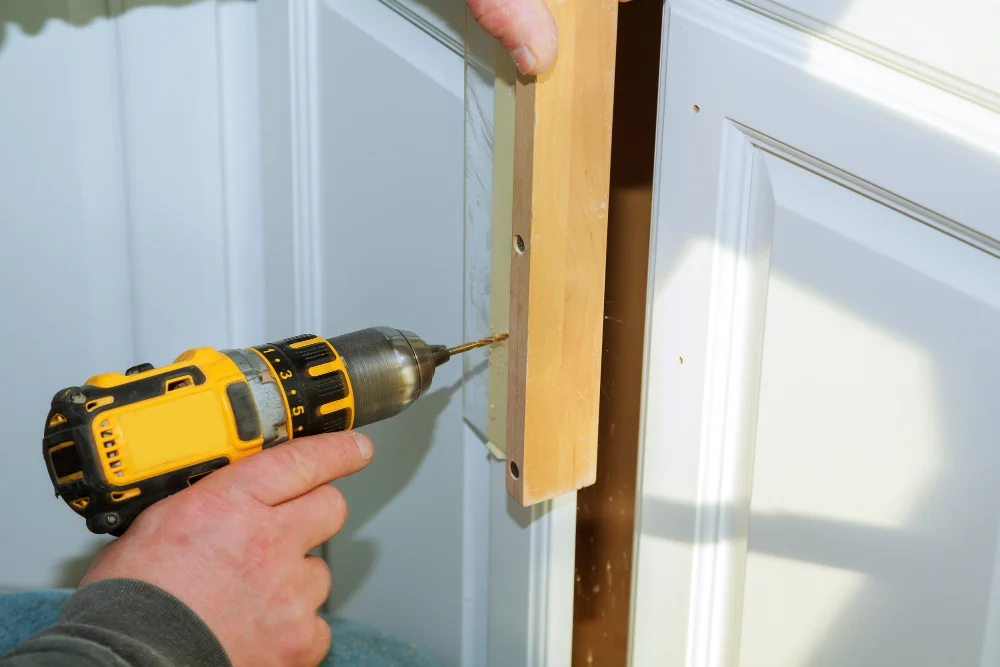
[202,431,374,506]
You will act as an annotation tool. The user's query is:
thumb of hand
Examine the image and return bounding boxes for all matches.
[467,0,558,75]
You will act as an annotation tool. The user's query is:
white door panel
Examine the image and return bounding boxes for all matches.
[740,150,1000,666]
[315,4,468,662]
[634,0,1000,664]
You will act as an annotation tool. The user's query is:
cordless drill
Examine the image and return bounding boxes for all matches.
[42,327,504,536]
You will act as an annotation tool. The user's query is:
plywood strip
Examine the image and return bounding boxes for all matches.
[500,0,620,506]
[486,53,516,460]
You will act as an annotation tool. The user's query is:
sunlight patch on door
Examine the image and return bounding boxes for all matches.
[751,274,941,530]
[739,552,868,667]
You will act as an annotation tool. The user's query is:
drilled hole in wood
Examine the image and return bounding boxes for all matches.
[509,460,520,480]
[693,104,701,113]
[514,235,525,255]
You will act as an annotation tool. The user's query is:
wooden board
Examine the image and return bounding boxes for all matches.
[485,52,516,460]
[493,0,620,505]
[571,1,662,663]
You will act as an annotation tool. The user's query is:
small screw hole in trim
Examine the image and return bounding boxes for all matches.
[509,461,520,479]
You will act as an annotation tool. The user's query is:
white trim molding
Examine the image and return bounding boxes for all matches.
[488,471,577,667]
[217,0,265,346]
[289,0,323,334]
[375,0,463,59]
[683,122,774,667]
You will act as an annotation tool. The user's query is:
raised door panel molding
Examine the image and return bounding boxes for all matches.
[375,0,464,58]
[726,0,1000,109]
[633,1,1000,664]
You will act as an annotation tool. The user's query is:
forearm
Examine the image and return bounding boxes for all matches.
[1,579,230,667]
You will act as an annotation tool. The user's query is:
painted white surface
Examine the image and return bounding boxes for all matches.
[488,469,577,667]
[735,0,1000,108]
[632,0,1000,664]
[310,5,468,662]
[377,0,465,55]
[0,0,259,589]
[462,422,492,667]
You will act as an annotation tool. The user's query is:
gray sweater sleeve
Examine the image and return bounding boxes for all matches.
[0,579,231,667]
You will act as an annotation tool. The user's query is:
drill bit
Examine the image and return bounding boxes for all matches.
[446,333,509,356]
[432,333,508,367]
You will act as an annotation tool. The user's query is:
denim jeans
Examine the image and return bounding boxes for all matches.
[0,590,439,666]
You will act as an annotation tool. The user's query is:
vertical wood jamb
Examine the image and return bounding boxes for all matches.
[571,2,662,664]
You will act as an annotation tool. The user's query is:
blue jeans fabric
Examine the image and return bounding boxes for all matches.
[0,590,439,666]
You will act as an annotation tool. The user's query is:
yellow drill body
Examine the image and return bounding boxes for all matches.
[41,327,498,536]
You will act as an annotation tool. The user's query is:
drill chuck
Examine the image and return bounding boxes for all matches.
[330,327,444,428]
[41,326,455,535]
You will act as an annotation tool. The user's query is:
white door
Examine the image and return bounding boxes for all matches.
[633,0,1000,665]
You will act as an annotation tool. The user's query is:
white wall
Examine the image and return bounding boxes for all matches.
[0,0,260,589]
